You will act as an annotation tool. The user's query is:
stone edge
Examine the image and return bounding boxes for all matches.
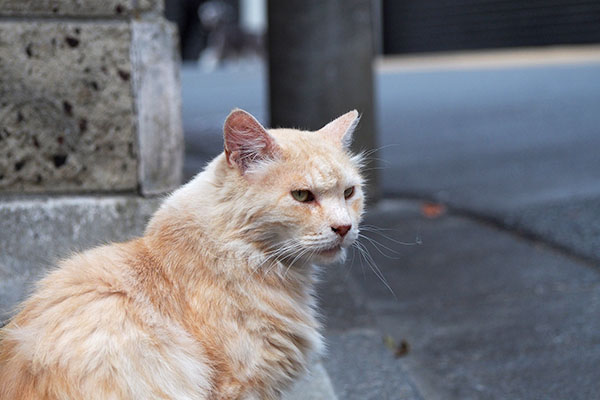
[0,0,164,18]
[131,19,184,196]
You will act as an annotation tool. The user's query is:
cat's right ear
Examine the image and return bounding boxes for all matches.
[223,109,280,174]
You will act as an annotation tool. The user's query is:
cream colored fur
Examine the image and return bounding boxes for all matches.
[0,109,364,400]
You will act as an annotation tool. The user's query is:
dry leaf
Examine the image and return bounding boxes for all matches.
[395,339,410,358]
[383,335,410,358]
[383,335,397,351]
[421,202,446,218]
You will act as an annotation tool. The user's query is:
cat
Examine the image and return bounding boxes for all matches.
[0,109,365,399]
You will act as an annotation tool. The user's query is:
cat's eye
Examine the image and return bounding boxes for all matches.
[344,186,355,199]
[291,190,314,202]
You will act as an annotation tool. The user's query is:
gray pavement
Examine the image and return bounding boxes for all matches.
[319,200,600,399]
[181,58,600,398]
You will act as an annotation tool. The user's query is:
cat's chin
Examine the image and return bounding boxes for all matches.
[312,246,347,265]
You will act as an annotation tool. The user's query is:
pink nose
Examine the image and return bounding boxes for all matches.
[331,224,351,238]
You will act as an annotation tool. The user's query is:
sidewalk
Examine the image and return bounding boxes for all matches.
[319,199,600,399]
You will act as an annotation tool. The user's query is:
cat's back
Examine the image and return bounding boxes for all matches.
[0,241,211,400]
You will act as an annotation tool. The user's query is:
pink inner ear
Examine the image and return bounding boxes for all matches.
[224,110,279,172]
[319,110,360,147]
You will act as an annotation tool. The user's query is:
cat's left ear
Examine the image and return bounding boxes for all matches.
[318,110,360,148]
[223,109,280,174]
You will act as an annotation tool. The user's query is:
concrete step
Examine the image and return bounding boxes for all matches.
[0,195,160,322]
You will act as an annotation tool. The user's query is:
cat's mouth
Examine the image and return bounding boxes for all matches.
[316,244,342,257]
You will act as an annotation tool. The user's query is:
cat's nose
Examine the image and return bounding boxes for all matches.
[331,224,351,238]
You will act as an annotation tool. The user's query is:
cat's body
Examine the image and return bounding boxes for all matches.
[0,110,364,399]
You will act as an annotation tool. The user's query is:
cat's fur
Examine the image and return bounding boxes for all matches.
[0,109,364,399]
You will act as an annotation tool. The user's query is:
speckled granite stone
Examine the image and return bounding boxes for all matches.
[0,21,138,192]
[0,19,182,194]
[0,0,163,17]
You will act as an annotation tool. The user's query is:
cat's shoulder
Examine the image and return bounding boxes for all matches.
[6,240,140,334]
[1,239,212,399]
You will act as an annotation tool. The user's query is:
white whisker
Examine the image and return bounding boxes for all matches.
[353,241,397,299]
[360,225,422,246]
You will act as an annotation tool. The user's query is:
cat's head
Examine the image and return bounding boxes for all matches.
[222,109,365,266]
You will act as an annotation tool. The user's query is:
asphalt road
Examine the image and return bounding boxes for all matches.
[377,64,600,262]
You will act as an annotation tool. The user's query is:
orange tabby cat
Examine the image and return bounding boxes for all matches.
[0,109,364,399]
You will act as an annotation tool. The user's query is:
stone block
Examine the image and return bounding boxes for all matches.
[132,20,183,195]
[0,0,163,17]
[0,195,161,323]
[0,19,182,194]
[0,21,138,192]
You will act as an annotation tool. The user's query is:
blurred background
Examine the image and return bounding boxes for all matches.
[1,0,600,398]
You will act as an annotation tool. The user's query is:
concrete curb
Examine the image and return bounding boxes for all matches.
[285,362,338,400]
[0,195,161,322]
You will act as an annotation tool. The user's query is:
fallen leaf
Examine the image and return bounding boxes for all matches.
[383,335,410,358]
[421,202,446,218]
[383,335,397,351]
[395,339,410,358]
